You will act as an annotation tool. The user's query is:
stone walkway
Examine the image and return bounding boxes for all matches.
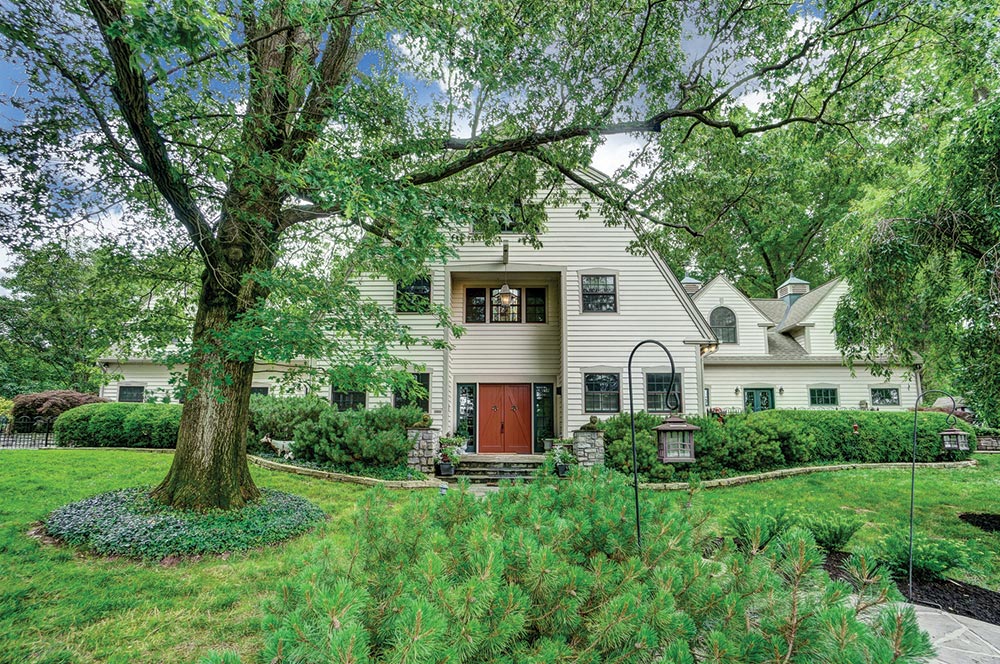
[914,605,1000,663]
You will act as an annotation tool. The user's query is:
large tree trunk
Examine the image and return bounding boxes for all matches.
[150,264,263,510]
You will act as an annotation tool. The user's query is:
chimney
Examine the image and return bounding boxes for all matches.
[777,273,810,306]
[681,273,702,295]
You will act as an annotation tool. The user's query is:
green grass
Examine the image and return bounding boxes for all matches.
[671,453,1000,589]
[0,450,377,664]
[2,450,1000,663]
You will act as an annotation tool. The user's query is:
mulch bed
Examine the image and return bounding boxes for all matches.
[823,550,1000,626]
[959,512,1000,533]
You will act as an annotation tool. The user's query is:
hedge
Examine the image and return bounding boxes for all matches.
[601,409,977,481]
[54,402,182,448]
[291,404,425,472]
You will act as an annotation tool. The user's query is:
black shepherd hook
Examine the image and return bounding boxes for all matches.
[627,339,677,549]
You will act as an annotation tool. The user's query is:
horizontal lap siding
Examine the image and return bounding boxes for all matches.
[800,281,849,355]
[693,279,769,355]
[703,364,918,411]
[102,363,307,401]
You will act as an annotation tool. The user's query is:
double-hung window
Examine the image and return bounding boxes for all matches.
[647,373,683,412]
[581,275,617,312]
[584,373,620,413]
[394,373,430,412]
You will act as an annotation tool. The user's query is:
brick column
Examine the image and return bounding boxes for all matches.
[406,427,440,475]
[571,429,605,467]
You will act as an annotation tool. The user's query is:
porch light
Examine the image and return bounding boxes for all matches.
[498,282,513,307]
[940,427,969,451]
[654,416,699,463]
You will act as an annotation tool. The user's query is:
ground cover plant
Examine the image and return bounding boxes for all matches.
[45,487,325,559]
[4,450,1000,662]
[602,409,976,481]
[231,468,932,663]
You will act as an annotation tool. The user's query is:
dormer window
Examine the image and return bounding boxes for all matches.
[710,306,737,343]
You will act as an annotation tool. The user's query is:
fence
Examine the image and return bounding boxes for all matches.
[0,416,57,448]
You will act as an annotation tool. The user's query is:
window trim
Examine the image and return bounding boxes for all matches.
[118,384,146,403]
[808,386,839,407]
[579,271,619,314]
[395,276,432,314]
[645,371,683,413]
[709,306,738,344]
[583,371,621,413]
[870,386,901,407]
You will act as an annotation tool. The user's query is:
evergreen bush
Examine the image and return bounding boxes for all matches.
[216,469,931,663]
[291,404,423,472]
[53,402,181,448]
[877,533,972,581]
[801,513,866,553]
[600,410,975,481]
[247,393,328,449]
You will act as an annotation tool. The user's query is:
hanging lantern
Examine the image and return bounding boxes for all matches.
[654,416,699,463]
[940,427,969,451]
[498,282,512,308]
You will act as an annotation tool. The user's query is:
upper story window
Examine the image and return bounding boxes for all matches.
[710,306,737,343]
[581,275,617,313]
[396,277,431,313]
[525,287,546,323]
[584,373,620,413]
[647,373,682,413]
[870,387,900,406]
[490,287,521,323]
[118,385,145,403]
[465,288,487,323]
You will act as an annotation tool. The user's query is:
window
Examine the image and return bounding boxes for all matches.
[710,307,737,343]
[581,275,617,312]
[118,385,145,403]
[250,386,270,397]
[331,389,366,410]
[704,387,711,408]
[584,373,620,413]
[534,383,554,452]
[490,286,521,323]
[525,287,546,323]
[809,388,839,406]
[396,277,431,313]
[647,373,683,413]
[456,384,476,452]
[394,373,430,412]
[465,288,487,323]
[871,387,900,406]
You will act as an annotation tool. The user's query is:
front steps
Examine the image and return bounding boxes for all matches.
[440,453,546,485]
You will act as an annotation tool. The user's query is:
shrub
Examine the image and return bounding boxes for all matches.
[54,402,181,448]
[248,393,328,447]
[725,503,796,555]
[877,532,971,581]
[214,469,931,664]
[0,396,12,419]
[11,390,106,431]
[45,487,325,559]
[291,405,424,472]
[800,513,865,553]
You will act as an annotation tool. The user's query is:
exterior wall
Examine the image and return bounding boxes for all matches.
[693,278,769,356]
[101,362,306,402]
[703,363,919,412]
[799,280,849,355]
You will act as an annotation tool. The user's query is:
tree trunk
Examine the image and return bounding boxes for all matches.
[150,269,262,510]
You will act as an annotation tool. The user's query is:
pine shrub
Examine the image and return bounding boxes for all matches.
[291,404,423,472]
[53,402,181,448]
[725,503,796,555]
[248,393,328,448]
[877,532,972,581]
[800,512,866,553]
[222,469,932,663]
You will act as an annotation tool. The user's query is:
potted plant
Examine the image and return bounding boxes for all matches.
[436,439,465,477]
[551,444,574,477]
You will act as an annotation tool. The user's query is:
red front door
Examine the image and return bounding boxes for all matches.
[477,384,532,453]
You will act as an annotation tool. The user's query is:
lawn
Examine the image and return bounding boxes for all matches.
[2,450,999,663]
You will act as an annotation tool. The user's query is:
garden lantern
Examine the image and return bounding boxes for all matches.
[654,416,699,463]
[939,427,969,451]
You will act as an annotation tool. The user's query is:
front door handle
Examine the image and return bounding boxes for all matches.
[500,421,504,434]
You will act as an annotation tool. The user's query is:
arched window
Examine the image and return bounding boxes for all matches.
[710,306,737,343]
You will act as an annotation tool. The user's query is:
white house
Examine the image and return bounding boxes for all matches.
[686,273,921,413]
[101,174,919,454]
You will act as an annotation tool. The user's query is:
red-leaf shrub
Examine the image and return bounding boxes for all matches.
[12,390,107,421]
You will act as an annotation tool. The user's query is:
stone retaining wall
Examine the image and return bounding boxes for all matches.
[572,429,604,467]
[406,427,440,474]
[249,455,440,489]
[641,459,978,491]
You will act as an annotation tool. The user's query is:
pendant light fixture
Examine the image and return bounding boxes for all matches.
[499,242,512,308]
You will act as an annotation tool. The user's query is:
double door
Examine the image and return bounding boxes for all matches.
[744,388,775,412]
[478,384,532,453]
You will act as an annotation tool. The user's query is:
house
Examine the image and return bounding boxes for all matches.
[685,273,920,412]
[100,172,919,455]
[101,171,718,454]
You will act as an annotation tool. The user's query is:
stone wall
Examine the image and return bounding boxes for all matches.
[572,429,604,467]
[407,427,440,474]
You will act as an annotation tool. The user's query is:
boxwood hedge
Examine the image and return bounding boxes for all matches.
[54,402,182,448]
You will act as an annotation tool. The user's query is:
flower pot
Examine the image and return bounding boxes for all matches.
[436,462,455,477]
[555,463,569,478]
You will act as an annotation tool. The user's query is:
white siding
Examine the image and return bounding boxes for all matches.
[799,281,849,355]
[693,278,769,355]
[703,363,919,412]
[102,362,306,402]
